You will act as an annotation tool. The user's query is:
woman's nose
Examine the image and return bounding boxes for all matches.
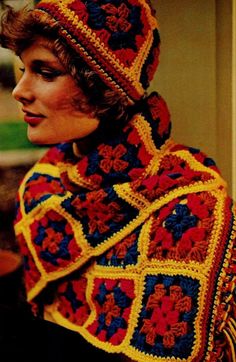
[12,74,35,105]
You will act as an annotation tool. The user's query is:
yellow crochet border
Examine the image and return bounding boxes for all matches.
[14,143,234,361]
[15,151,227,304]
[43,190,230,361]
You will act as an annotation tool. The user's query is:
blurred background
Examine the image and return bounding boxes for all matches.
[0,0,44,250]
[0,0,33,149]
[0,0,235,250]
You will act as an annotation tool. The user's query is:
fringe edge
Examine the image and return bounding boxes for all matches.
[223,318,236,362]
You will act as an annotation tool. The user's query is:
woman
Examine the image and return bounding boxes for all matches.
[0,1,235,361]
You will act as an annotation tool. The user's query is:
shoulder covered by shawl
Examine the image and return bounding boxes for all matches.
[14,95,236,361]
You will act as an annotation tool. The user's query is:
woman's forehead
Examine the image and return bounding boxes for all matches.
[20,37,61,64]
[25,35,55,51]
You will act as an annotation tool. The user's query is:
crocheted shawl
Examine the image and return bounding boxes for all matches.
[14,93,236,361]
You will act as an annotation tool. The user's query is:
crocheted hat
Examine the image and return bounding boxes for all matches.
[35,0,160,104]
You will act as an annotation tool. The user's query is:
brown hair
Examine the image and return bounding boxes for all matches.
[0,6,132,144]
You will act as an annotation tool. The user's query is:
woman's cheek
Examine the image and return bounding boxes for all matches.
[54,90,81,113]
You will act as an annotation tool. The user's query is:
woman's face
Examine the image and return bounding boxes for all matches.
[12,37,99,145]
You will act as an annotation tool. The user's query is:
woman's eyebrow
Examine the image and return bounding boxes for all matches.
[31,59,62,68]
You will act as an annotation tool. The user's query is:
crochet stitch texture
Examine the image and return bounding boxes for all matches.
[35,0,160,104]
[14,93,236,361]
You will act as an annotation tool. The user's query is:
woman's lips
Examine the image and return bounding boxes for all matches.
[22,110,45,125]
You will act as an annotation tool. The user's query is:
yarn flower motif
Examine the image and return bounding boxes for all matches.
[101,3,131,33]
[42,227,63,254]
[177,227,208,261]
[140,284,192,348]
[148,194,213,262]
[101,294,121,326]
[164,204,197,240]
[98,144,129,174]
[148,226,174,259]
[71,189,124,234]
[30,210,80,269]
[90,279,134,344]
[85,0,143,50]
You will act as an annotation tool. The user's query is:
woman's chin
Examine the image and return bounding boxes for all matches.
[27,134,45,145]
[27,127,79,146]
[27,129,56,146]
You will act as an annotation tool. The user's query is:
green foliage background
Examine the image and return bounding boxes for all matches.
[0,122,38,150]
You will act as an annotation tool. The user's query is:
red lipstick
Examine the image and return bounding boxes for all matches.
[22,109,45,125]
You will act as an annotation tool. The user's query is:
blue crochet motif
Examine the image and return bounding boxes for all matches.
[188,147,216,167]
[33,218,72,266]
[86,139,142,185]
[95,281,131,339]
[113,285,131,307]
[204,157,216,167]
[97,227,140,267]
[63,282,82,312]
[171,333,195,359]
[164,204,197,240]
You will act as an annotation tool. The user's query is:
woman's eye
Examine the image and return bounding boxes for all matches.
[19,67,25,73]
[36,67,63,80]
